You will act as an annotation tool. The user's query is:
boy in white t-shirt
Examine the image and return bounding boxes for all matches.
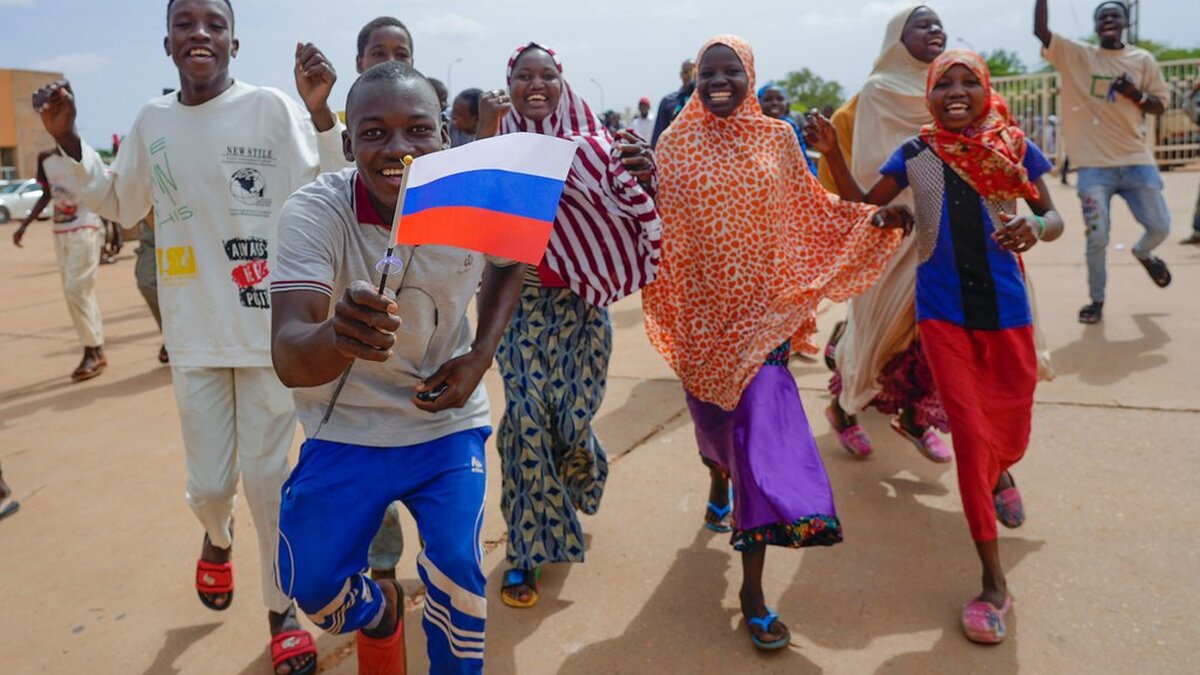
[1035,0,1173,324]
[12,149,109,381]
[34,1,343,672]
[271,62,523,674]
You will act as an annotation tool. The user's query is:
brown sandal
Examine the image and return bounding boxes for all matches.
[71,357,107,382]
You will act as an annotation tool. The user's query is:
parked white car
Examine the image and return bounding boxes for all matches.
[0,179,48,223]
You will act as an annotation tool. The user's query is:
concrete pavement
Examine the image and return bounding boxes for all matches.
[1,171,1197,674]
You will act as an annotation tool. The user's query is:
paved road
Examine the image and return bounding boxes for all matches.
[1,172,1197,674]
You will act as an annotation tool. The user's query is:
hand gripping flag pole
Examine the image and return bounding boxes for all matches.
[314,155,415,437]
[308,132,577,438]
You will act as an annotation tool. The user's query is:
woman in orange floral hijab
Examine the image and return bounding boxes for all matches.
[644,35,911,651]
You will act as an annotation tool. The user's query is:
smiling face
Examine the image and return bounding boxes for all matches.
[165,0,237,90]
[344,76,447,220]
[759,86,789,119]
[928,63,987,132]
[358,26,414,73]
[901,7,946,63]
[1094,4,1127,47]
[509,48,562,123]
[696,44,749,119]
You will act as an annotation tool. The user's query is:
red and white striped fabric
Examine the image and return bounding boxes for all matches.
[499,42,661,308]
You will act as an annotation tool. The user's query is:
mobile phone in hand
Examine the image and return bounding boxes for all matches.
[32,89,51,110]
[416,383,449,402]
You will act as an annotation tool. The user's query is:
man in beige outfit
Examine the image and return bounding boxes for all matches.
[12,149,109,381]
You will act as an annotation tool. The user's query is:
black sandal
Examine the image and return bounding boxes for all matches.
[1135,254,1172,288]
[1078,302,1103,325]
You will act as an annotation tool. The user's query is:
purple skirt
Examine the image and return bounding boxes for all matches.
[686,360,843,551]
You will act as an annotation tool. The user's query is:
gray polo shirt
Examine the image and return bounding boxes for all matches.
[272,168,513,447]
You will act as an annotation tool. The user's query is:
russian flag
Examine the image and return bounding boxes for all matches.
[388,132,578,264]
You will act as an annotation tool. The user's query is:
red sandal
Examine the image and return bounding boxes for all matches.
[195,559,234,611]
[357,580,406,675]
[271,629,318,675]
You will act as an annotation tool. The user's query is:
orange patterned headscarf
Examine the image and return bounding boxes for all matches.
[919,50,1038,201]
[643,35,903,410]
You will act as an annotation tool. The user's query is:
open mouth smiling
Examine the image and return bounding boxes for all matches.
[186,46,215,61]
[379,166,405,184]
[944,101,972,119]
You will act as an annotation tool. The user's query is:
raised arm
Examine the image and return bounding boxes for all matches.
[1034,0,1052,49]
[475,90,512,140]
[34,80,154,226]
[804,112,904,205]
[294,42,338,133]
[35,81,82,161]
[411,261,524,413]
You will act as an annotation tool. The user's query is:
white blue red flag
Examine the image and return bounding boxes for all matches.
[387,133,578,264]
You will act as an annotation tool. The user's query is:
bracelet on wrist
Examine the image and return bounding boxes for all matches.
[1033,215,1047,241]
[1137,91,1149,105]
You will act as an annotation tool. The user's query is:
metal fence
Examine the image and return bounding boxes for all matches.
[993,57,1200,169]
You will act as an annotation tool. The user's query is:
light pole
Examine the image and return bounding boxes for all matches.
[588,77,605,111]
[446,58,463,95]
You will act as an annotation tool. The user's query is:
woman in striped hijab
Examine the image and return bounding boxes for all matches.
[476,42,661,608]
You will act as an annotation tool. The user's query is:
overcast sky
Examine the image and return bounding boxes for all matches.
[1,0,1198,147]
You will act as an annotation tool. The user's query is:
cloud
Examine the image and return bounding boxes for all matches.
[649,1,702,19]
[413,13,487,42]
[798,2,914,29]
[31,52,113,78]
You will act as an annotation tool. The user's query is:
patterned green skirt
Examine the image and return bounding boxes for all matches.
[496,286,611,570]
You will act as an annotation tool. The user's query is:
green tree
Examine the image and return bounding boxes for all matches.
[777,68,844,113]
[984,49,1027,77]
[1131,39,1200,61]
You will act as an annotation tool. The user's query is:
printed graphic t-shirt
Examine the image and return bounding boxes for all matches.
[40,153,103,234]
[60,81,345,367]
[1043,33,1169,168]
[272,168,515,447]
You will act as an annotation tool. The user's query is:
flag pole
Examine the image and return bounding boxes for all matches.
[314,155,415,437]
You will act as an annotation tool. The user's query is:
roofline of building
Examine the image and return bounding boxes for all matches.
[0,68,65,77]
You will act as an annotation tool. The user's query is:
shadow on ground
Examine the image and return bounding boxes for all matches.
[141,623,221,675]
[1049,313,1168,386]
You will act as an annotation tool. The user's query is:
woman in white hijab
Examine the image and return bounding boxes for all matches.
[825,5,953,461]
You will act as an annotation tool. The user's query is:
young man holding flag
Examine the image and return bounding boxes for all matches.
[270,62,539,674]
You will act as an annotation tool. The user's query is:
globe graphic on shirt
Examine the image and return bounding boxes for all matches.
[229,168,268,206]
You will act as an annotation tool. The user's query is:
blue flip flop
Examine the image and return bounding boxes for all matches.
[704,486,734,533]
[747,608,790,651]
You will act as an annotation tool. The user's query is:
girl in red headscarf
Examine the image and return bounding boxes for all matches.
[807,49,1065,645]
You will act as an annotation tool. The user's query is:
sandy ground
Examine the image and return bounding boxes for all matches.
[1,171,1197,675]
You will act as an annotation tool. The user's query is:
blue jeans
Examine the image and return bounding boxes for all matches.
[277,428,490,674]
[1077,165,1171,302]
